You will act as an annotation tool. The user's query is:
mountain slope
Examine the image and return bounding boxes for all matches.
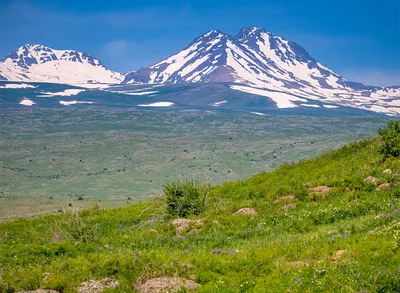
[122,27,400,115]
[1,130,400,292]
[0,44,123,84]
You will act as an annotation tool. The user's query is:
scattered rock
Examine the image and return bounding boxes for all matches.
[376,183,391,191]
[281,203,296,211]
[363,176,378,185]
[330,250,350,261]
[233,208,258,216]
[17,289,60,293]
[78,277,119,293]
[309,186,331,197]
[171,219,204,236]
[273,195,295,203]
[288,261,309,268]
[135,276,199,293]
[383,169,393,175]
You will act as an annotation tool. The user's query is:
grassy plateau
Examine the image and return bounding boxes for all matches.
[0,109,387,221]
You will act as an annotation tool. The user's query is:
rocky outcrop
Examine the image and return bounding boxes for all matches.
[233,208,258,216]
[135,277,199,293]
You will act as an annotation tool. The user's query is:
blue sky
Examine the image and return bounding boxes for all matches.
[0,0,399,86]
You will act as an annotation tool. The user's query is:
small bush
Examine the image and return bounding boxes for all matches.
[378,120,400,158]
[163,180,210,217]
[55,210,97,242]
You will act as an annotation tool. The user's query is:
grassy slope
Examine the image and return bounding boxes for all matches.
[0,137,399,292]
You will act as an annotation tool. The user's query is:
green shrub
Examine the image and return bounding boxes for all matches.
[378,120,400,158]
[163,180,210,217]
[55,211,97,242]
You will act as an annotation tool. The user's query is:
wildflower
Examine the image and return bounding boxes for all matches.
[294,277,302,285]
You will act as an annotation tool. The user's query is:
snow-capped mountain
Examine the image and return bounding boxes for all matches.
[0,44,123,84]
[1,28,399,115]
[122,27,400,115]
[123,27,345,89]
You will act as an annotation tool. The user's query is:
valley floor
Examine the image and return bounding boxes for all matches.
[0,109,387,221]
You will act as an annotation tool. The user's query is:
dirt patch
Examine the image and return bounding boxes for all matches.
[376,183,391,191]
[78,277,119,293]
[309,186,331,197]
[288,261,309,268]
[330,250,350,261]
[273,195,295,203]
[383,169,393,175]
[233,208,258,216]
[281,203,296,211]
[135,276,199,293]
[171,219,204,236]
[363,176,378,185]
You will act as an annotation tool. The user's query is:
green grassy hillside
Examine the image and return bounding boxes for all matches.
[0,132,399,292]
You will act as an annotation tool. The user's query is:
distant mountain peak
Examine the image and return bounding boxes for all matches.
[0,44,123,84]
[202,29,224,36]
[122,27,343,89]
[237,26,273,37]
[194,29,231,43]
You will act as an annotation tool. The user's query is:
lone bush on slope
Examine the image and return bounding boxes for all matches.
[163,180,210,217]
[378,120,400,158]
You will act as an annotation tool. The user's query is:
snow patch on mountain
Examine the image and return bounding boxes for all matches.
[251,111,267,116]
[300,104,320,108]
[0,83,37,89]
[38,89,85,97]
[230,84,306,108]
[137,102,174,107]
[118,90,159,96]
[59,100,94,106]
[19,98,36,106]
[212,100,228,106]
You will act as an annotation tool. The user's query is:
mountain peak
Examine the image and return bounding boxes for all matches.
[122,26,345,91]
[0,44,123,84]
[22,43,45,48]
[194,29,230,42]
[236,26,274,39]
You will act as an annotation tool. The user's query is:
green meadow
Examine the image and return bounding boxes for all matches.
[0,121,399,292]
